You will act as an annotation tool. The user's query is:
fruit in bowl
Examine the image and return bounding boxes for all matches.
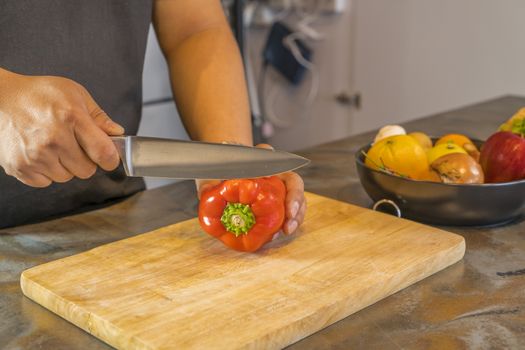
[480,131,525,183]
[368,129,483,184]
[499,107,525,133]
[479,110,525,183]
[355,140,525,225]
[408,131,433,150]
[373,125,406,144]
[426,142,468,165]
[356,116,525,226]
[364,134,429,180]
[436,134,480,161]
[366,111,525,186]
[430,153,484,184]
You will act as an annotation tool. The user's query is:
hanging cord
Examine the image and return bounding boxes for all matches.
[294,0,324,40]
[259,32,320,130]
[269,0,294,23]
[283,32,319,106]
[256,0,323,134]
[249,0,293,27]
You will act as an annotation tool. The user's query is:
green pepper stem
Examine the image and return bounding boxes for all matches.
[221,203,256,236]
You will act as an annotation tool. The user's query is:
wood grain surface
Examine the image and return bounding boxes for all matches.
[20,192,465,350]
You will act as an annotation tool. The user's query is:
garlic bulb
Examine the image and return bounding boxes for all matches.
[373,125,406,144]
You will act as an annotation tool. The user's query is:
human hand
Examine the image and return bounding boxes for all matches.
[196,144,306,235]
[0,69,124,187]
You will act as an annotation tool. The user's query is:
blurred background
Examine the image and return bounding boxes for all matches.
[139,0,525,188]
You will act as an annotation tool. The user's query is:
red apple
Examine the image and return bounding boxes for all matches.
[480,131,525,183]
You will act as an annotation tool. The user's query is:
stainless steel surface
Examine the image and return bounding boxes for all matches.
[111,136,310,179]
[372,199,401,217]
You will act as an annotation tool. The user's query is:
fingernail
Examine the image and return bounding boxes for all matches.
[108,120,124,134]
[115,124,125,134]
[291,201,299,218]
[287,220,298,234]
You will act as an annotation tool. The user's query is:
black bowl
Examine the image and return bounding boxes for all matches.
[355,140,525,226]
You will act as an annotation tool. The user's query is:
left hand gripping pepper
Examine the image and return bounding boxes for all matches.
[198,176,286,252]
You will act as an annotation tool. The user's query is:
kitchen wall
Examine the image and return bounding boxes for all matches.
[352,0,525,134]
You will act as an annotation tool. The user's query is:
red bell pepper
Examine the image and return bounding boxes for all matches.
[198,176,286,252]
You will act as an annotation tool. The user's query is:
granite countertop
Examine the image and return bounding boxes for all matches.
[2,96,524,349]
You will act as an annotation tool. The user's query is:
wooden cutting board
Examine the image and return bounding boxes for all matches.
[21,192,465,350]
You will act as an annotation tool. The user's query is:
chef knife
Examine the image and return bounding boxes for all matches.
[111,136,310,179]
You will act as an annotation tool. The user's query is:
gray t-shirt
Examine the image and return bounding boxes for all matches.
[0,0,153,228]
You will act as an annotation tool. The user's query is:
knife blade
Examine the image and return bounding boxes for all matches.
[111,136,310,179]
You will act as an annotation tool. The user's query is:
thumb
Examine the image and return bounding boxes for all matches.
[81,88,125,136]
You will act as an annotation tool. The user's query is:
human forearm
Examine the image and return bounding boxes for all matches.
[0,66,12,79]
[153,1,305,235]
[163,25,252,146]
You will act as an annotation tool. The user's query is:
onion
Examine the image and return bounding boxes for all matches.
[430,153,484,184]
